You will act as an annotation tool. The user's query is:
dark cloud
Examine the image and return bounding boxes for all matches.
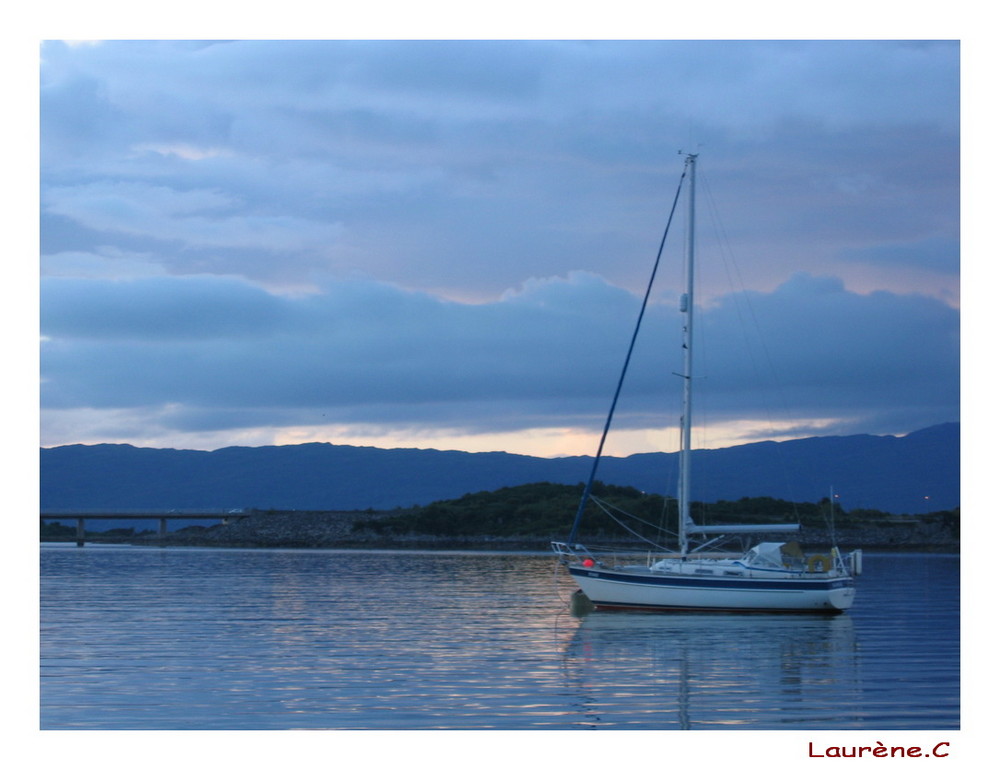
[41,272,958,440]
[838,236,959,275]
[696,274,959,430]
[41,275,288,340]
[38,40,960,450]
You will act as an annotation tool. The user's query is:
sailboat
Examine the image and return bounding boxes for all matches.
[552,154,861,613]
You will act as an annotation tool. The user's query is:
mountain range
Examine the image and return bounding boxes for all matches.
[40,423,958,516]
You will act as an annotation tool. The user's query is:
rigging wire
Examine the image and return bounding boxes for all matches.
[700,170,805,524]
[589,495,676,549]
[566,163,690,545]
[702,172,790,432]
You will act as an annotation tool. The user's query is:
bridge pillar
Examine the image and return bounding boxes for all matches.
[159,517,167,544]
[76,517,85,547]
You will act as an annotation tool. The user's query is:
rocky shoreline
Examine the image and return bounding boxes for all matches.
[43,508,960,552]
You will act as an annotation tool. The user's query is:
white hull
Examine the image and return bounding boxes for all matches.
[567,565,855,613]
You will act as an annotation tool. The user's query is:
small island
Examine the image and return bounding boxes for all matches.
[41,481,959,552]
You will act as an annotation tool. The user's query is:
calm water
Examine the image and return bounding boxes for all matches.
[39,545,959,730]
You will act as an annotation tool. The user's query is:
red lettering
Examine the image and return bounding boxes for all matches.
[806,739,950,758]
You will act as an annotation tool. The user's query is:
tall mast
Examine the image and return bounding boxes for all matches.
[678,153,697,555]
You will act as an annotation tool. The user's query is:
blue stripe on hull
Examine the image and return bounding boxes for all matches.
[588,598,845,615]
[567,566,852,593]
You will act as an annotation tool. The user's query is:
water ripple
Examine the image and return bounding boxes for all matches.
[40,546,959,730]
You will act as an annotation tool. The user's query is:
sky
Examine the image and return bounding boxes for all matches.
[38,37,961,457]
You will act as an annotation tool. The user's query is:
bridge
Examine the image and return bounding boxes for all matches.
[40,510,253,546]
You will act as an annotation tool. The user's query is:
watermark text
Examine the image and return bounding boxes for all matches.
[808,741,951,759]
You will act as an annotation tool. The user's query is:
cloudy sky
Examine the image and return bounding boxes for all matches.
[38,38,960,457]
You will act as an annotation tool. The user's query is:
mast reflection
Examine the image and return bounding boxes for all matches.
[560,610,860,729]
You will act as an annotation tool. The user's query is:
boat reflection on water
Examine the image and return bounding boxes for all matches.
[559,607,860,729]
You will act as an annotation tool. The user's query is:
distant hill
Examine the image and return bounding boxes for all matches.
[40,423,958,516]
